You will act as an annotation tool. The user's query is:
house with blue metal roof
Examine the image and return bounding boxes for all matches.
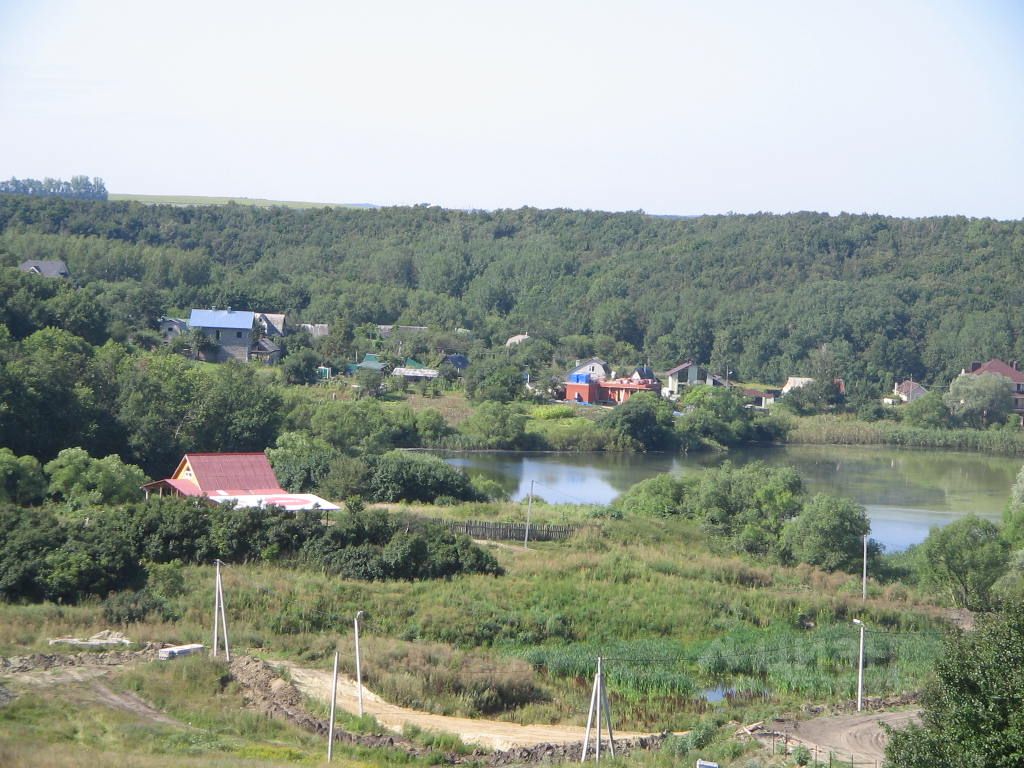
[188,309,256,362]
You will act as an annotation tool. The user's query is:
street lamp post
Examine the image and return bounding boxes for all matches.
[853,619,865,711]
[862,532,868,601]
[354,610,365,717]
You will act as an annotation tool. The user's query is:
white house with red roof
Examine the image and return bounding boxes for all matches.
[142,452,338,511]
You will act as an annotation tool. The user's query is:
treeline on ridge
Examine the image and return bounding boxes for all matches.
[2,196,1024,390]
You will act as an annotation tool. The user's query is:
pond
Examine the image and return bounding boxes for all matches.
[441,444,1021,552]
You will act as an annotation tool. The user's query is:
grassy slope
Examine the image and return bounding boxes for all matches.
[0,511,946,742]
[0,655,362,768]
[109,193,374,210]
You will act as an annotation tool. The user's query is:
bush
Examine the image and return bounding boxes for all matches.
[600,392,677,451]
[366,451,480,503]
[102,588,177,624]
[612,473,689,517]
[324,543,388,581]
[781,494,875,572]
[145,560,185,600]
[469,475,509,502]
[458,402,527,449]
[689,461,804,556]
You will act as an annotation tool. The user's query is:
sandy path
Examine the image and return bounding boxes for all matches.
[276,660,650,751]
[785,710,920,764]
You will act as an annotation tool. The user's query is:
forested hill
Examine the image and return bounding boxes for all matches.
[1,196,1023,389]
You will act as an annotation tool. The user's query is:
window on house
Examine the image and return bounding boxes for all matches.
[236,331,242,339]
[215,331,221,341]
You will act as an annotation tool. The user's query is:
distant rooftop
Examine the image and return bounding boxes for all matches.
[189,308,255,330]
[18,259,70,278]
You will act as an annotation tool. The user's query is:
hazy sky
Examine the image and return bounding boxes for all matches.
[1,1,1023,217]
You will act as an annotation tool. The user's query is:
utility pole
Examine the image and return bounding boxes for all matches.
[854,619,865,711]
[327,651,339,761]
[581,656,615,763]
[524,480,535,549]
[211,560,230,661]
[354,610,365,717]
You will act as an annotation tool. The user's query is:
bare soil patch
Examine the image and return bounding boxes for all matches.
[769,709,920,764]
[275,658,654,751]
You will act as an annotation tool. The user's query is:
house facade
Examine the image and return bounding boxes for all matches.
[159,316,189,344]
[662,360,724,399]
[257,313,287,338]
[188,309,256,362]
[565,360,660,405]
[890,379,928,404]
[964,359,1024,418]
[567,358,611,382]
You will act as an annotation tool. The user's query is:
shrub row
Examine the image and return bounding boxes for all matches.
[0,497,502,604]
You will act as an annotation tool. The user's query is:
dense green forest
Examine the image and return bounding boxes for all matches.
[1,196,1022,390]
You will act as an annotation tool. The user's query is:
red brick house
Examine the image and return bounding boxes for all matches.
[565,364,660,405]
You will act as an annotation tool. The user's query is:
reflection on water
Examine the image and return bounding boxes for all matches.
[440,445,1021,552]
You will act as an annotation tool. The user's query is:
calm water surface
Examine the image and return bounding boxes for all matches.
[442,445,1021,552]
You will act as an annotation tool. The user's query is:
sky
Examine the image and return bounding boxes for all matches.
[1,0,1023,218]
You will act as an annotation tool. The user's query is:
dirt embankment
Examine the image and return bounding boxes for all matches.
[0,650,666,763]
[231,656,666,764]
[0,648,160,675]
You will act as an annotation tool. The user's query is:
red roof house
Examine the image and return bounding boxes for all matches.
[964,359,1024,417]
[142,453,338,511]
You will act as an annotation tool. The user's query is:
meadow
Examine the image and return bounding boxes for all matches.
[0,507,948,742]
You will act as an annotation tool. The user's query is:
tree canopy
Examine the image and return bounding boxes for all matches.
[885,604,1024,768]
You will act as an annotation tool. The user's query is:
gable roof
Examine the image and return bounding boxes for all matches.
[175,452,281,494]
[666,359,698,376]
[895,380,928,398]
[632,366,656,381]
[358,353,387,371]
[142,452,340,511]
[969,359,1024,384]
[505,333,530,347]
[252,337,279,354]
[257,312,286,336]
[189,309,255,330]
[19,259,70,278]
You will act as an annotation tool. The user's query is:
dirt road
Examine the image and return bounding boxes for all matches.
[276,660,650,751]
[783,710,920,764]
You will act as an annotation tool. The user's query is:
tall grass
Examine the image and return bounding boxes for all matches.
[0,515,947,731]
[789,415,1024,455]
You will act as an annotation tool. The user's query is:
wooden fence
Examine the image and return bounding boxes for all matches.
[440,519,581,542]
